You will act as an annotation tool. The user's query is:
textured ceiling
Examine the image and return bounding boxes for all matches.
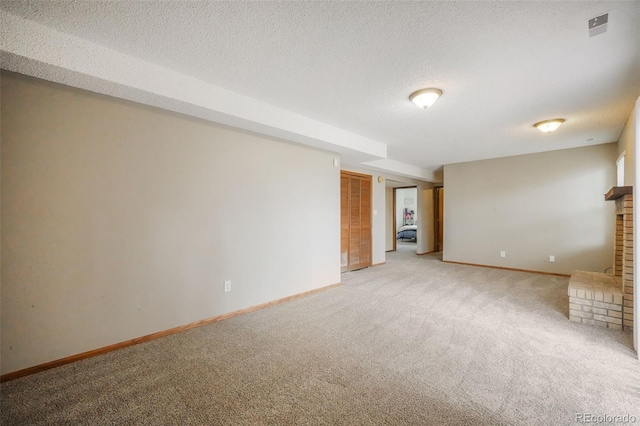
[1,1,639,179]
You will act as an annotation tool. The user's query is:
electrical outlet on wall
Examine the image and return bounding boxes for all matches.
[224,280,231,292]
[500,251,506,258]
[549,255,555,263]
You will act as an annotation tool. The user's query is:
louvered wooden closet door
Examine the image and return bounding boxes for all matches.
[340,174,350,272]
[340,172,372,272]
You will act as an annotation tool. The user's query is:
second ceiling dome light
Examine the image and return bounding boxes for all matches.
[409,88,442,109]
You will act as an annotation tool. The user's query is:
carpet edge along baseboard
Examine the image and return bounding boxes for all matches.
[442,260,570,277]
[0,282,341,383]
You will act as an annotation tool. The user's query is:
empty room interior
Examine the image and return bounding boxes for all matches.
[1,1,639,424]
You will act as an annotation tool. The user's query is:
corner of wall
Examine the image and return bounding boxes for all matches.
[630,96,640,355]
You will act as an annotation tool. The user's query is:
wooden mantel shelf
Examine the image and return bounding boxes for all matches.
[604,186,633,201]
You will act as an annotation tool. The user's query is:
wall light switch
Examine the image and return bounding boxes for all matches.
[373,209,378,216]
[333,158,339,167]
[500,251,506,258]
[224,280,231,292]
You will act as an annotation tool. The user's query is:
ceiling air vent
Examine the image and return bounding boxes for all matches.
[588,13,608,37]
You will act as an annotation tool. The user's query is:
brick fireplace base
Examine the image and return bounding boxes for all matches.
[568,271,624,330]
[568,187,634,332]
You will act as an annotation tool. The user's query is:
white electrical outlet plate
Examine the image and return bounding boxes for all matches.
[500,251,506,258]
[224,280,231,292]
[549,255,555,263]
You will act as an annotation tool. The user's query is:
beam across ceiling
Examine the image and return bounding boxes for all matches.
[0,10,434,182]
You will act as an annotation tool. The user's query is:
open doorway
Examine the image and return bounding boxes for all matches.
[394,186,418,253]
[385,181,441,256]
[434,186,444,252]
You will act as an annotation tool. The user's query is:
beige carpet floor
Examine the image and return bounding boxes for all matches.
[1,250,638,425]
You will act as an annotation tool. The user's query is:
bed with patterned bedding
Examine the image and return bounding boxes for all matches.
[396,225,417,241]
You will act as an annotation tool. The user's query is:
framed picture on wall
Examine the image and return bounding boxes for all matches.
[404,208,415,225]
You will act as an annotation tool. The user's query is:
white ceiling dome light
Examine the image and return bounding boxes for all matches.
[409,88,442,109]
[534,118,565,133]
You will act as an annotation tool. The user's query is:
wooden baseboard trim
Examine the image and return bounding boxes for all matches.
[442,260,570,277]
[0,282,341,383]
[372,262,386,267]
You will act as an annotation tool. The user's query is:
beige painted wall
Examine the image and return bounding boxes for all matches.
[629,97,639,354]
[385,187,394,251]
[619,106,636,186]
[443,143,617,275]
[418,185,435,255]
[0,72,340,374]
